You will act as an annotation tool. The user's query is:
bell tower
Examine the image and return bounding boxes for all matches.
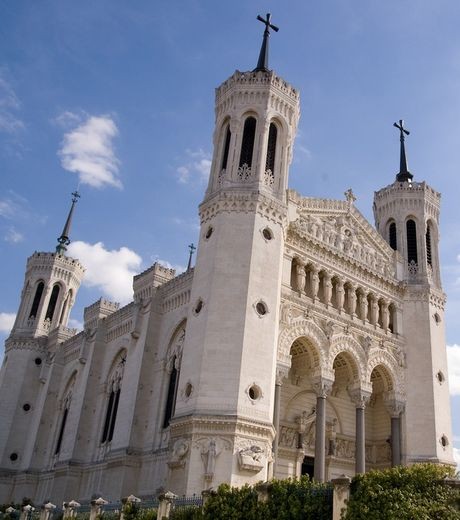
[373,122,454,466]
[0,192,85,469]
[168,15,300,494]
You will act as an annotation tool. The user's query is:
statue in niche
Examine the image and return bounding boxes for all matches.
[201,439,218,480]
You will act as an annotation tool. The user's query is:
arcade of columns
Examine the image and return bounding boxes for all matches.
[270,257,405,481]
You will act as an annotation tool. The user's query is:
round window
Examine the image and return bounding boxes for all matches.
[34,357,42,366]
[184,382,193,398]
[255,301,268,316]
[9,453,18,462]
[23,403,31,412]
[248,384,261,401]
[262,227,274,241]
[205,227,214,240]
[194,299,203,315]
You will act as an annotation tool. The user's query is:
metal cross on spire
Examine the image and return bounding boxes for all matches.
[393,119,413,182]
[187,243,196,271]
[56,190,80,255]
[253,13,279,72]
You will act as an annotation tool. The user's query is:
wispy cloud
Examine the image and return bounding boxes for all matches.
[0,72,24,134]
[67,240,141,304]
[4,227,23,243]
[68,318,83,331]
[447,344,460,396]
[58,113,122,189]
[176,148,211,184]
[0,312,15,334]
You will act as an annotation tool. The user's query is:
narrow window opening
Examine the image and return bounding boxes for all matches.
[406,220,418,264]
[426,224,432,266]
[265,123,277,173]
[29,282,44,318]
[389,222,397,251]
[221,125,231,170]
[163,358,178,428]
[101,390,115,443]
[107,388,120,442]
[45,285,60,321]
[55,407,69,454]
[239,117,256,168]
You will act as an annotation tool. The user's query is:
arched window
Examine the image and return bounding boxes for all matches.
[265,123,277,173]
[239,117,256,168]
[389,222,397,251]
[55,374,75,455]
[45,284,60,321]
[101,386,121,443]
[101,352,125,444]
[163,356,179,428]
[221,124,231,171]
[426,223,432,266]
[406,219,418,264]
[59,290,72,325]
[29,281,44,318]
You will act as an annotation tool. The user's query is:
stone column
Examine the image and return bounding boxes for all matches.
[295,261,306,294]
[157,492,177,519]
[312,377,333,482]
[332,475,351,520]
[323,272,332,307]
[358,291,368,323]
[380,300,390,332]
[347,284,357,317]
[310,267,320,302]
[350,388,371,474]
[335,279,344,313]
[369,295,378,326]
[385,397,405,466]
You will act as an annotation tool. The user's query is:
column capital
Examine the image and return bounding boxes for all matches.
[275,365,289,386]
[384,393,406,417]
[349,387,372,409]
[311,376,334,398]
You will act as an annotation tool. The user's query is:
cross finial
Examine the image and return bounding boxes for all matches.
[253,13,279,72]
[393,119,413,182]
[187,243,196,271]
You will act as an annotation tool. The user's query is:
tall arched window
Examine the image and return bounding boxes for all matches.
[55,407,69,455]
[55,374,75,455]
[265,123,277,173]
[426,223,432,266]
[239,117,256,168]
[389,222,397,251]
[45,284,60,321]
[101,352,125,444]
[29,281,44,318]
[221,124,231,171]
[163,356,178,428]
[59,290,72,325]
[406,219,418,264]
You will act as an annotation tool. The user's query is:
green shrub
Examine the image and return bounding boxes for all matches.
[136,508,157,520]
[343,463,459,520]
[170,505,201,520]
[201,478,332,520]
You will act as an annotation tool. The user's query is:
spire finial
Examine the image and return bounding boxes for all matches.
[393,119,413,182]
[56,191,80,255]
[253,13,279,72]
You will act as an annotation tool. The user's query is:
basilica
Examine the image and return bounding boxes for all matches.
[0,17,455,503]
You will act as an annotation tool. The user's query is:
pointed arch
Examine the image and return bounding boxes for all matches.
[101,349,127,444]
[406,218,418,264]
[55,370,77,455]
[366,351,403,394]
[239,116,257,168]
[45,283,61,321]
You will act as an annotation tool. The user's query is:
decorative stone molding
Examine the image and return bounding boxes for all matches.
[168,438,190,469]
[311,376,334,398]
[238,446,265,472]
[348,387,372,409]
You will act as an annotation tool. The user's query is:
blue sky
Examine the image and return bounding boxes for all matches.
[0,1,459,468]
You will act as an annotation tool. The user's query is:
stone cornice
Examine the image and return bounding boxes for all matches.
[199,190,288,226]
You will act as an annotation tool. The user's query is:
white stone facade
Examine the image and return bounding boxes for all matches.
[0,65,455,504]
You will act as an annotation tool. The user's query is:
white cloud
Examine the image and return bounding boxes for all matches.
[150,255,186,275]
[4,227,23,243]
[0,199,16,219]
[68,318,83,331]
[0,313,15,334]
[447,344,460,396]
[67,241,141,304]
[0,74,24,134]
[176,148,211,184]
[59,114,122,189]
